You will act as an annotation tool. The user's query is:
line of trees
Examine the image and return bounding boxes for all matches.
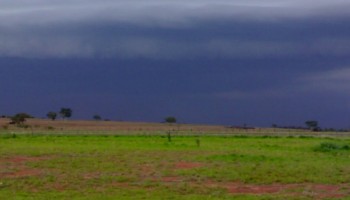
[2,112,350,132]
[271,120,349,132]
[3,108,73,126]
[46,108,72,121]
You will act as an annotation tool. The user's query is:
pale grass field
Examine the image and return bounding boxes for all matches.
[0,118,349,138]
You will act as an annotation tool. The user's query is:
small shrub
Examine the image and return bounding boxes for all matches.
[167,131,172,142]
[47,126,55,130]
[315,142,350,152]
[320,142,340,151]
[165,116,177,123]
[93,115,102,121]
[1,133,17,139]
[18,124,30,129]
[2,125,8,130]
[232,135,249,138]
[299,136,314,139]
[195,138,200,147]
[10,113,33,125]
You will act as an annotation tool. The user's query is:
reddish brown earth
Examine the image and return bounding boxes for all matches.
[83,172,101,180]
[221,182,347,199]
[0,155,49,178]
[224,183,284,194]
[158,175,348,199]
[174,162,203,169]
[1,155,348,199]
[161,176,183,183]
[1,169,42,178]
[3,155,49,164]
[157,162,349,198]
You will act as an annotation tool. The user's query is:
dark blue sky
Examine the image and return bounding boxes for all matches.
[1,1,350,128]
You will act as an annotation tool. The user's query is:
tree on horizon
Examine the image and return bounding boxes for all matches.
[10,113,33,125]
[59,108,72,119]
[47,111,57,121]
[165,116,177,123]
[305,120,319,131]
[93,114,102,121]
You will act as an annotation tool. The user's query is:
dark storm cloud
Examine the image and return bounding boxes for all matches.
[1,0,350,59]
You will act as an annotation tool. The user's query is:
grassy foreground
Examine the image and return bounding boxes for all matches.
[0,134,350,199]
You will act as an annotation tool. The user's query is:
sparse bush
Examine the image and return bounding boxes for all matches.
[60,108,72,119]
[196,138,200,147]
[305,120,320,131]
[165,116,176,123]
[343,145,350,150]
[10,113,33,125]
[2,125,8,130]
[93,115,102,121]
[167,131,172,142]
[17,124,30,129]
[47,126,55,130]
[47,111,57,121]
[315,142,350,152]
[320,142,340,150]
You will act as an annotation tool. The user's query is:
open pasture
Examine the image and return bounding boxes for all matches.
[1,129,350,199]
[1,118,348,137]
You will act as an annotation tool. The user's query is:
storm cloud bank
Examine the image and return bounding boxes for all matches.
[1,0,350,58]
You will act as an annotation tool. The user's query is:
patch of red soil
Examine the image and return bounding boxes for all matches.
[157,176,348,199]
[112,182,132,188]
[310,184,340,192]
[174,162,203,169]
[161,176,183,183]
[300,184,347,199]
[210,182,347,199]
[224,183,283,194]
[51,183,66,191]
[0,155,50,179]
[1,169,42,178]
[3,155,51,163]
[139,164,155,175]
[83,172,101,180]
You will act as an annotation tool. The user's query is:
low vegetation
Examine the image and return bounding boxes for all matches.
[315,142,350,152]
[0,127,349,199]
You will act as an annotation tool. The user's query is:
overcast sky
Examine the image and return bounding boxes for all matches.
[1,1,350,128]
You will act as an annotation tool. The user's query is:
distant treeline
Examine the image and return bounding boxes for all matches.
[272,124,349,132]
[1,113,349,132]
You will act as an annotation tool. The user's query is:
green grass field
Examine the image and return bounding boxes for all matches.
[1,133,350,199]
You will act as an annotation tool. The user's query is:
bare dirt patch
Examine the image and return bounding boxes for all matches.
[155,175,349,199]
[83,172,101,180]
[224,183,284,194]
[0,155,51,178]
[3,155,50,164]
[131,162,348,199]
[299,184,347,199]
[212,182,348,199]
[1,169,42,178]
[161,176,183,183]
[174,162,203,169]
